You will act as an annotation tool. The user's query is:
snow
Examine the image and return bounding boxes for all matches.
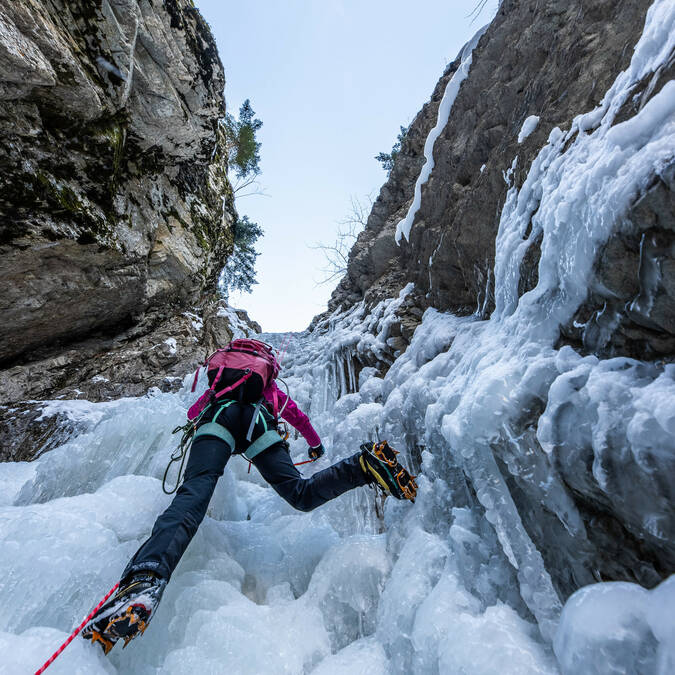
[163,338,178,355]
[183,311,203,332]
[35,398,123,425]
[518,115,540,143]
[395,24,489,244]
[1,1,674,673]
[215,303,255,339]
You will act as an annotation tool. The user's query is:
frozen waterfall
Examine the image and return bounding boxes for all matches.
[1,0,674,673]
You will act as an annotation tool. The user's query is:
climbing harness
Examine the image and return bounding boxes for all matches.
[166,337,313,491]
[165,394,314,491]
[34,582,120,674]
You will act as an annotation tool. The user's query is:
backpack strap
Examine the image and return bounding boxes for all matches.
[211,365,225,390]
[214,369,253,400]
[190,367,201,393]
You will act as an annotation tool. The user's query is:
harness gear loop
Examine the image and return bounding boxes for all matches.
[246,399,264,442]
[163,400,232,495]
[277,420,290,442]
[276,376,291,418]
[162,422,196,495]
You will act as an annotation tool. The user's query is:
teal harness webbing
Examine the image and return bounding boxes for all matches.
[242,430,282,461]
[193,422,236,449]
[193,399,280,461]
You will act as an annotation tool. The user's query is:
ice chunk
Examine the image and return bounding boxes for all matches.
[411,567,558,674]
[307,535,390,651]
[0,475,170,633]
[518,115,541,143]
[0,460,35,506]
[0,626,113,674]
[310,637,389,675]
[377,528,449,671]
[554,575,675,675]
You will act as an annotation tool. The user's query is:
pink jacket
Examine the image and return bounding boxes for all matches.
[262,380,321,448]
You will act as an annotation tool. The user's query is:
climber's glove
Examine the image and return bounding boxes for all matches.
[308,443,325,460]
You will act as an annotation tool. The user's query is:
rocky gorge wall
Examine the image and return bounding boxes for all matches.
[0,0,256,459]
[329,0,673,361]
[316,0,674,602]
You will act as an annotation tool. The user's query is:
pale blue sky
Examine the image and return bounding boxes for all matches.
[196,0,498,331]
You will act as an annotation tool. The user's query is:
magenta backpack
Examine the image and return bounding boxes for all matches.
[188,339,280,421]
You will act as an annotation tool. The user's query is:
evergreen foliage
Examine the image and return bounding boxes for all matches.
[375,125,408,176]
[219,215,263,295]
[224,99,263,182]
[219,99,264,296]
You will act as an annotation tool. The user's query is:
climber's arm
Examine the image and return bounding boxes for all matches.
[264,381,322,449]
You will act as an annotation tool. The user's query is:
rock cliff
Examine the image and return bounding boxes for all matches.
[328,0,673,361]
[0,0,255,459]
[315,0,674,600]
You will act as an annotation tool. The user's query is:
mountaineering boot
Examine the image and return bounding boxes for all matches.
[359,441,418,502]
[82,573,166,654]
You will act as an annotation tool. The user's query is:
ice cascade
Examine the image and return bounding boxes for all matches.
[0,1,674,673]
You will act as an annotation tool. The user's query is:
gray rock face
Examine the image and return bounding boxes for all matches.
[0,297,260,461]
[327,0,673,359]
[0,0,247,460]
[0,0,235,366]
[561,164,675,359]
[315,0,674,600]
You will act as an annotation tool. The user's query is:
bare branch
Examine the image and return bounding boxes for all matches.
[232,177,268,199]
[468,0,491,21]
[310,194,373,286]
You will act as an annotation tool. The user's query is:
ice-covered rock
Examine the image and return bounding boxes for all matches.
[554,576,675,675]
[1,1,673,673]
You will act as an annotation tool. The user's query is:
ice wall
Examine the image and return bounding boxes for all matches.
[0,1,673,673]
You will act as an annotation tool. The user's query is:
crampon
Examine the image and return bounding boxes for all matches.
[359,440,418,502]
[81,574,164,654]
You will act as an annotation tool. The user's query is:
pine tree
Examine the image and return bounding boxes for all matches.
[224,99,263,188]
[219,215,263,295]
[375,125,408,176]
[219,100,265,295]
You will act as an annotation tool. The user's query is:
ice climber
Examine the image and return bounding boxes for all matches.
[82,338,417,653]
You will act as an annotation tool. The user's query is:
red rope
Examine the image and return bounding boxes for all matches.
[293,458,318,466]
[249,456,317,472]
[34,582,120,675]
[277,334,291,367]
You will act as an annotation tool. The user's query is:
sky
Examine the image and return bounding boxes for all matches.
[196,0,499,332]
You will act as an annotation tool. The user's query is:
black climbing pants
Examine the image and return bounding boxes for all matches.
[122,401,368,582]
